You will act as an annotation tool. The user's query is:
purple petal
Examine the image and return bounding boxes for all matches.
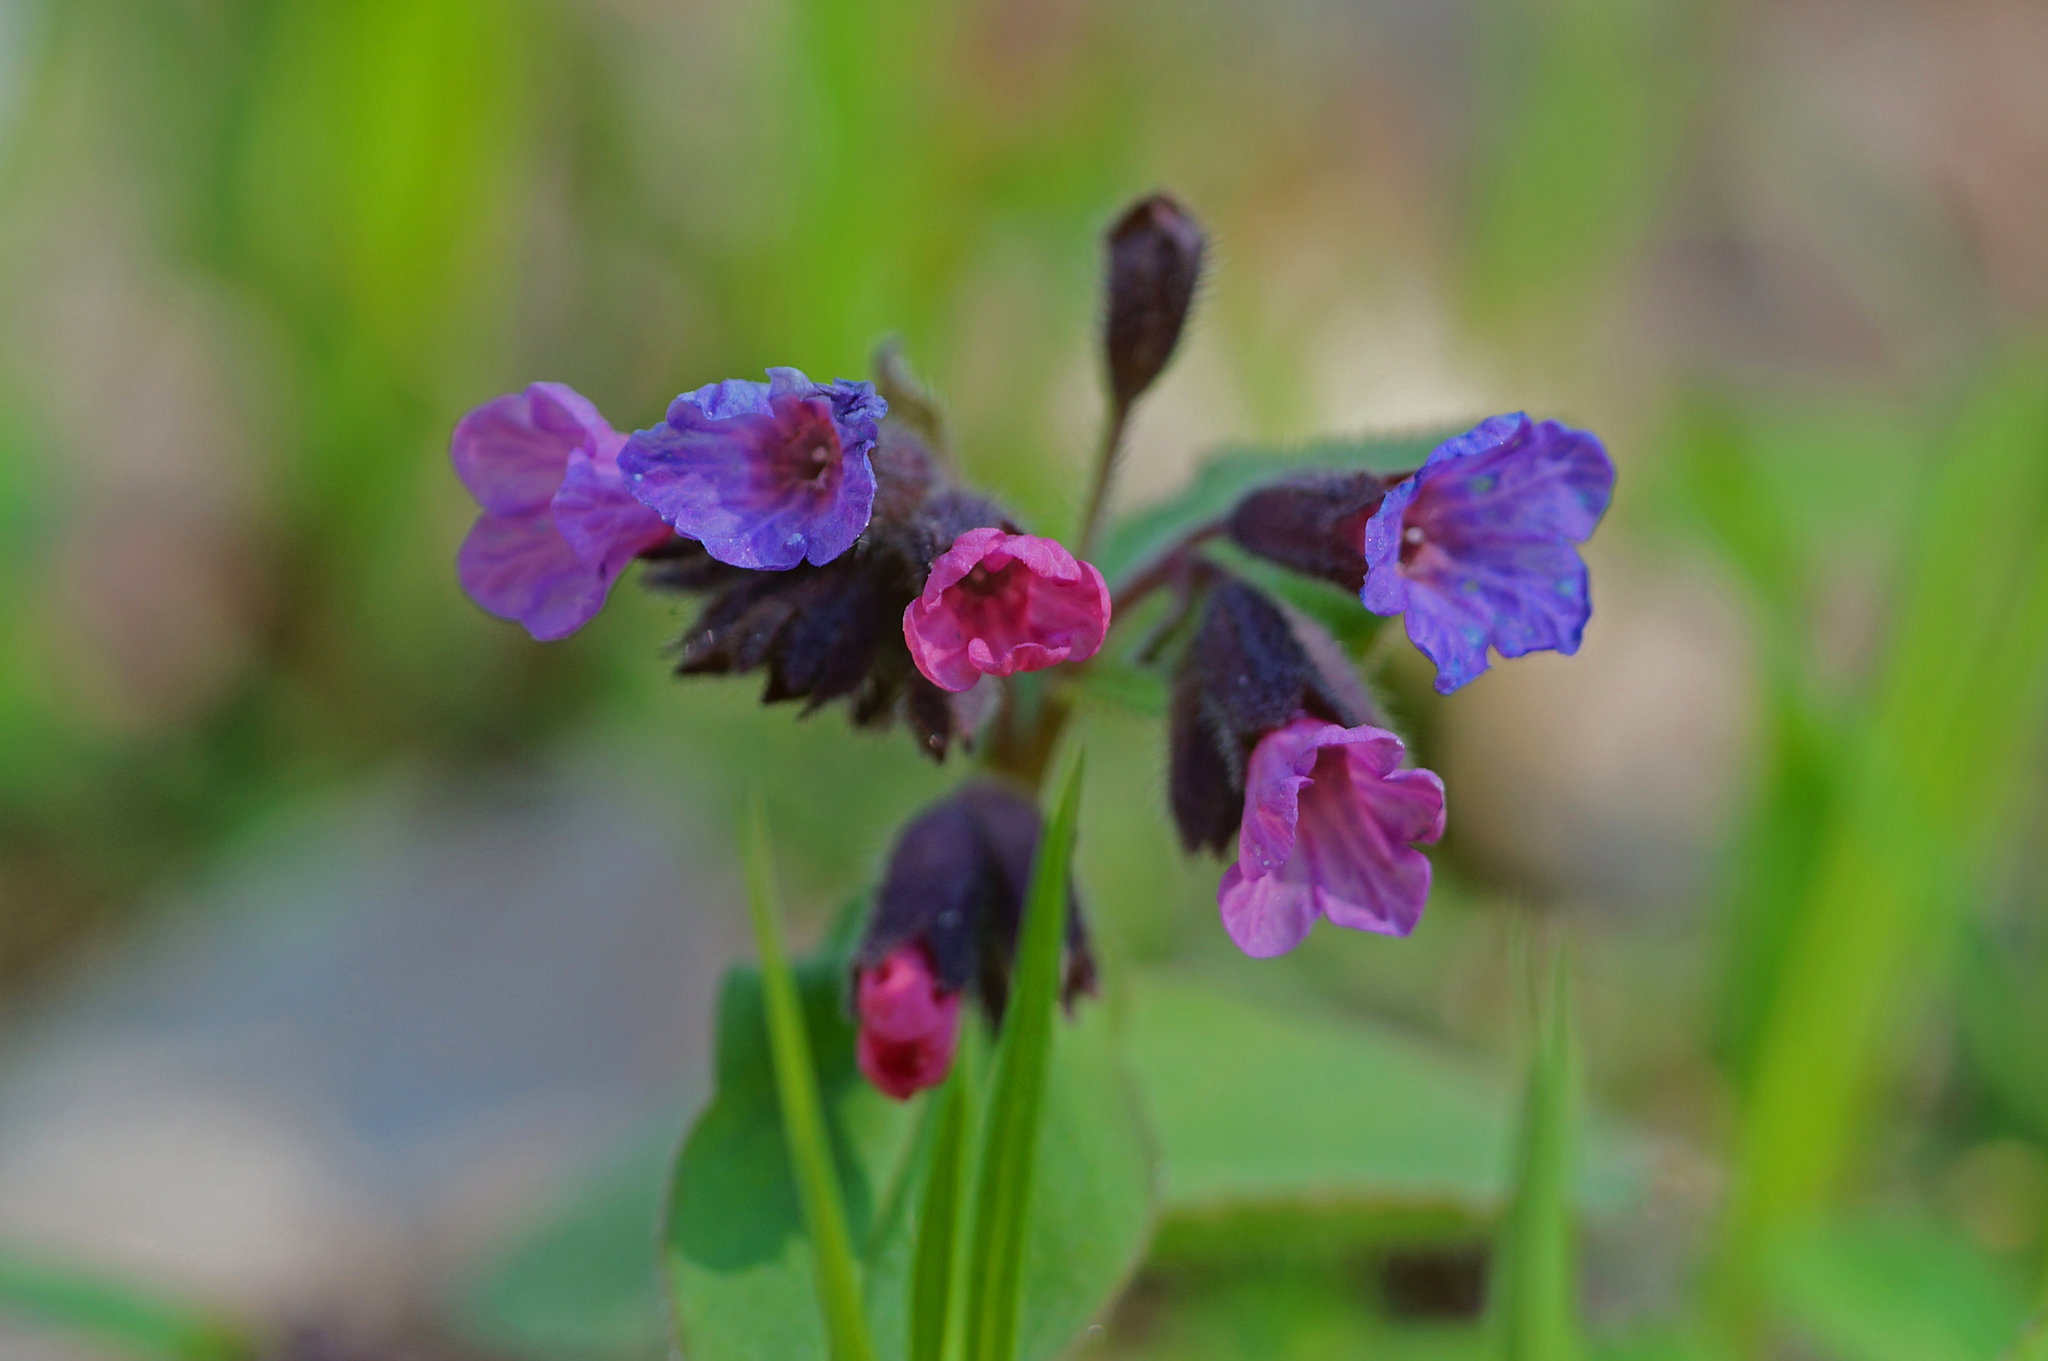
[670,378,775,425]
[1416,414,1612,541]
[1236,718,1349,878]
[553,441,670,581]
[1296,752,1444,938]
[1360,477,1418,615]
[1360,413,1613,693]
[451,382,610,516]
[457,509,611,641]
[621,369,885,571]
[1218,864,1319,958]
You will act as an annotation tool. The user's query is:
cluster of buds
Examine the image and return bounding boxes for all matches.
[450,192,1613,1099]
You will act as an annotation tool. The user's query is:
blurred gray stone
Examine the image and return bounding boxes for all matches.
[0,741,740,1324]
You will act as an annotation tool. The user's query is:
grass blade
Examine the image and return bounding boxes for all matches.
[743,796,877,1361]
[0,1248,250,1361]
[910,1074,972,1361]
[1493,936,1581,1361]
[1715,350,2048,1333]
[963,753,1086,1361]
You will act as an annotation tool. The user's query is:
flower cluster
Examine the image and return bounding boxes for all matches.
[449,191,1614,1100]
[452,369,1111,751]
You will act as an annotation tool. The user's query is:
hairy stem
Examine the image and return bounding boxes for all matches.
[1074,400,1131,561]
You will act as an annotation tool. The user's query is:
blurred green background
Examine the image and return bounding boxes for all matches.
[1,0,2046,1358]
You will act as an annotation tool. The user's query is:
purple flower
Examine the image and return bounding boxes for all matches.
[1219,715,1446,958]
[452,383,671,640]
[617,368,887,571]
[1361,414,1614,693]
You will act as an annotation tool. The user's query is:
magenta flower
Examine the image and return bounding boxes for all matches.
[1219,715,1446,957]
[452,383,671,640]
[1362,413,1614,693]
[902,529,1111,693]
[617,368,886,571]
[855,943,963,1101]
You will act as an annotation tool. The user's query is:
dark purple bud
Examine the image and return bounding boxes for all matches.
[642,434,1017,760]
[1104,193,1206,409]
[857,781,1096,1027]
[1226,470,1392,592]
[1167,579,1377,854]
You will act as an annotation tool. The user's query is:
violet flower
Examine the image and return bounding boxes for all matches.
[1219,715,1446,958]
[855,942,963,1101]
[618,368,887,571]
[902,529,1111,693]
[1361,413,1614,693]
[452,383,671,640]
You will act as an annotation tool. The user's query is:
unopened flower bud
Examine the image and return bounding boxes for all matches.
[855,943,962,1100]
[852,782,1096,1098]
[1226,469,1391,592]
[1167,580,1376,854]
[1104,194,1206,409]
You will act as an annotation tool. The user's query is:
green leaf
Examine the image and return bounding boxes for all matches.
[1125,972,1648,1253]
[1094,433,1445,588]
[1765,1219,2031,1361]
[1491,943,1581,1361]
[0,1249,250,1361]
[963,754,1085,1361]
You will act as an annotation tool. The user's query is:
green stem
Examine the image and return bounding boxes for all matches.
[1075,399,1130,561]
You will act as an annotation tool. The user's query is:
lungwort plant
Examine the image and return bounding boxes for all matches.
[449,193,1616,1361]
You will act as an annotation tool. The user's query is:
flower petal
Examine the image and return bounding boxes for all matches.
[1218,863,1319,958]
[1296,751,1443,938]
[621,370,884,571]
[457,509,611,641]
[553,438,671,579]
[451,382,609,517]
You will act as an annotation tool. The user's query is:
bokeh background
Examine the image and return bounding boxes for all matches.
[2,0,2046,1358]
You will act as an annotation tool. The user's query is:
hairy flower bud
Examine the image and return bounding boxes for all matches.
[1104,194,1206,409]
[855,782,1095,1050]
[1167,580,1375,854]
[1226,469,1392,592]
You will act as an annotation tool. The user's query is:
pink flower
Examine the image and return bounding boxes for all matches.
[855,944,963,1101]
[453,383,671,640]
[1219,715,1447,957]
[902,529,1111,693]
